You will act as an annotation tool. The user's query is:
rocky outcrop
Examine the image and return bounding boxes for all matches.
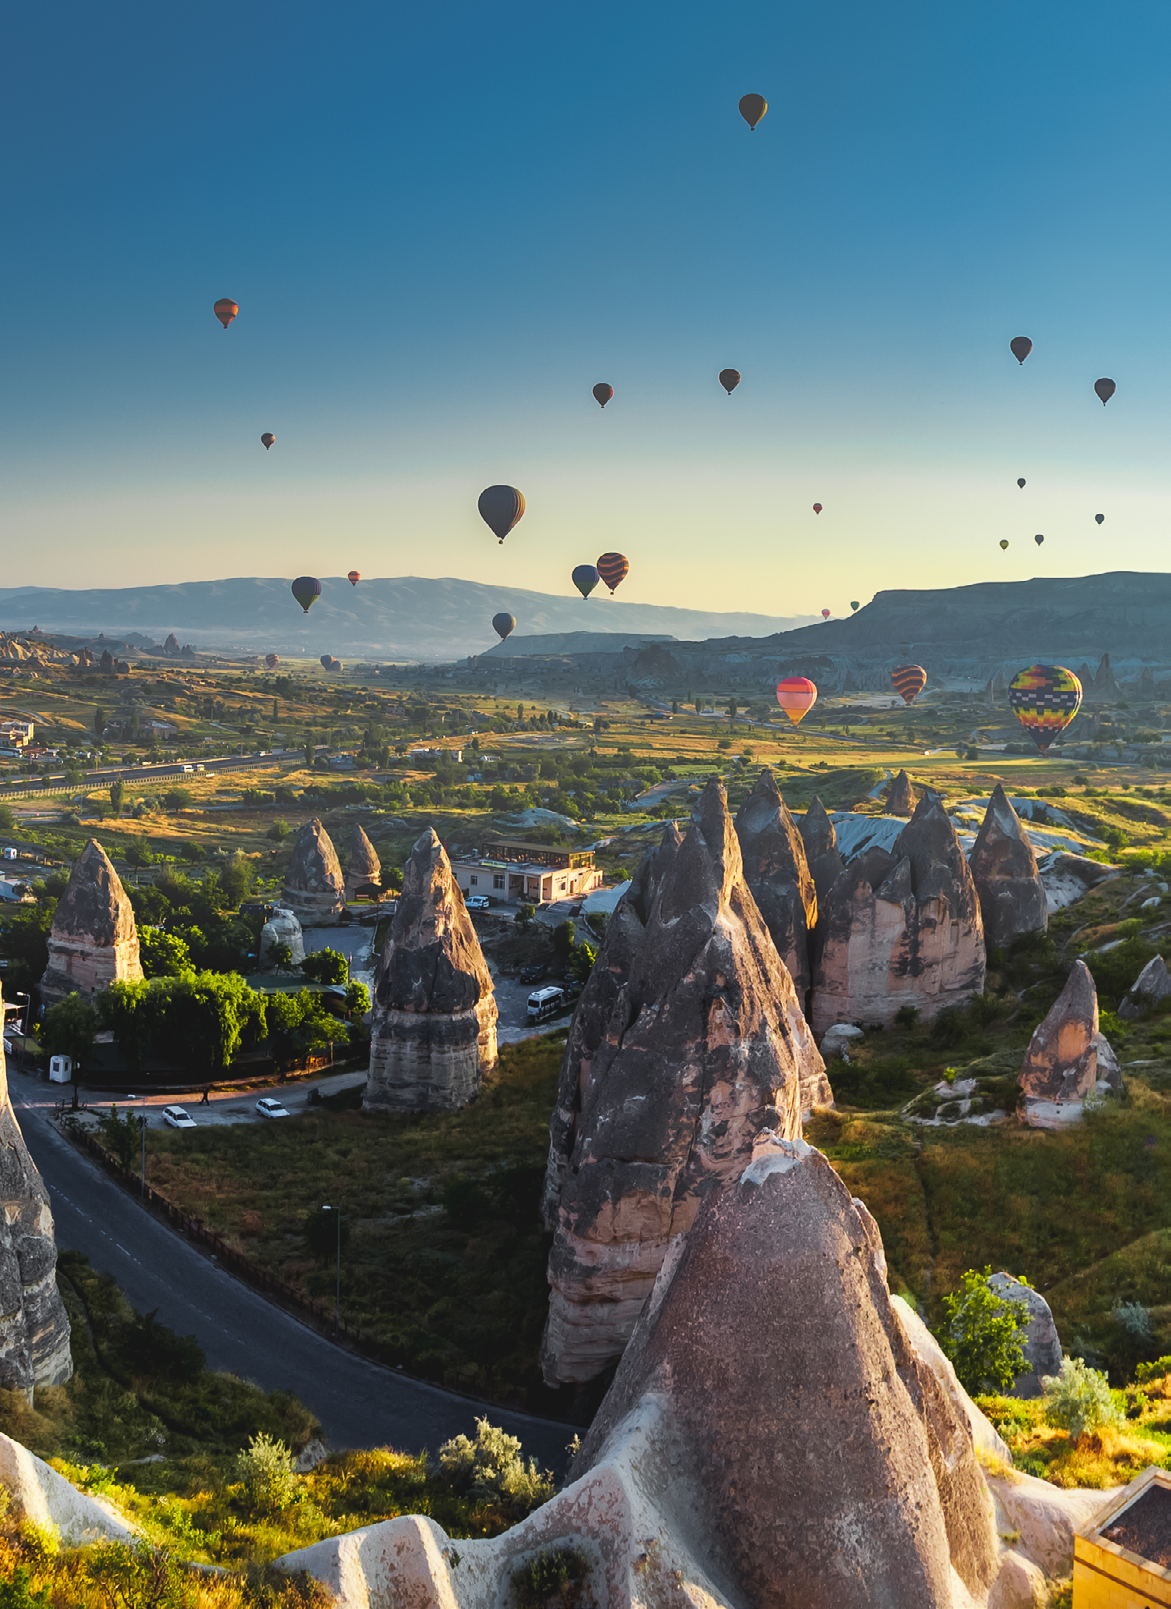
[1037,851,1119,913]
[344,824,382,901]
[281,819,346,922]
[810,798,986,1035]
[986,1274,1062,1399]
[0,1018,71,1395]
[969,784,1048,950]
[1089,653,1122,703]
[39,840,143,1006]
[887,768,916,815]
[1120,954,1171,1019]
[733,767,817,1000]
[364,829,497,1114]
[1138,665,1158,700]
[539,780,828,1386]
[0,1433,133,1542]
[1018,960,1100,1128]
[259,907,305,969]
[798,796,844,902]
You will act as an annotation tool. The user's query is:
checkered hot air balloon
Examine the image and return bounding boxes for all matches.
[1007,665,1083,753]
[891,664,927,705]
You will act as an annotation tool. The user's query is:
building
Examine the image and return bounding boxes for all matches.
[1074,1465,1171,1606]
[0,721,33,748]
[451,839,604,905]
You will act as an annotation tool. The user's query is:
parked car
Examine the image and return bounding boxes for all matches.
[256,1096,290,1119]
[465,894,490,911]
[162,1104,197,1130]
[520,962,547,983]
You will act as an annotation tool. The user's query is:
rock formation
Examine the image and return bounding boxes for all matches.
[969,784,1048,950]
[39,840,143,1006]
[364,828,497,1114]
[1038,850,1119,912]
[810,798,986,1035]
[1017,960,1101,1128]
[259,906,305,969]
[1089,653,1121,703]
[986,1273,1062,1398]
[733,767,817,1001]
[0,1433,134,1543]
[1138,665,1158,701]
[798,796,844,903]
[0,1016,72,1396]
[887,768,916,815]
[540,779,829,1386]
[281,819,346,922]
[1120,954,1171,1019]
[344,824,382,901]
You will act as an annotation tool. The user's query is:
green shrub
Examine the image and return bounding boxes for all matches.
[1085,937,1158,1006]
[1042,1357,1123,1440]
[512,1547,591,1609]
[237,1433,299,1513]
[301,948,348,986]
[937,1268,1028,1395]
[41,994,97,1067]
[436,1419,554,1519]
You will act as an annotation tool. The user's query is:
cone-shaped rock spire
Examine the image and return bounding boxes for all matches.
[886,768,916,816]
[39,840,143,1005]
[1018,959,1101,1128]
[281,819,346,921]
[344,823,382,900]
[798,796,844,903]
[734,767,817,1000]
[969,784,1047,950]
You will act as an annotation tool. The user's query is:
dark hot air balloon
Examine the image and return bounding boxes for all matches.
[592,383,613,408]
[821,608,831,620]
[596,552,629,593]
[891,664,927,705]
[328,658,343,672]
[850,601,860,612]
[1017,478,1025,488]
[1008,665,1082,753]
[812,503,822,514]
[1095,513,1105,525]
[320,655,332,669]
[719,368,741,395]
[1095,378,1116,405]
[1034,534,1044,546]
[1010,336,1032,364]
[572,564,600,599]
[999,540,1009,550]
[214,299,238,330]
[492,612,516,642]
[347,570,360,585]
[291,576,322,613]
[478,485,525,543]
[261,433,275,450]
[265,653,279,670]
[776,676,817,726]
[739,93,767,129]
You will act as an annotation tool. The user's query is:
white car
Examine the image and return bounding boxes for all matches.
[162,1105,197,1130]
[465,894,490,910]
[256,1096,290,1119]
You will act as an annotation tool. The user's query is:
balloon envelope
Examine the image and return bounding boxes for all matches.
[1095,377,1116,405]
[1017,478,1026,488]
[478,485,525,543]
[812,503,822,514]
[320,655,331,669]
[214,298,238,329]
[891,664,927,705]
[596,552,629,593]
[719,368,741,395]
[739,93,767,129]
[492,612,516,642]
[821,608,831,620]
[592,383,613,408]
[261,432,275,449]
[291,576,322,613]
[850,601,860,612]
[999,540,1009,550]
[572,564,600,599]
[776,676,817,726]
[1034,534,1044,546]
[1008,665,1083,753]
[347,570,360,585]
[1095,513,1105,524]
[1010,336,1032,364]
[265,653,279,670]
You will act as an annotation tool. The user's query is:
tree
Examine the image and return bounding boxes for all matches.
[123,841,154,870]
[552,919,576,963]
[160,788,192,812]
[694,697,702,715]
[97,1104,139,1169]
[936,1267,1028,1395]
[267,819,291,840]
[514,902,536,930]
[345,979,370,1018]
[267,941,294,970]
[41,993,98,1067]
[93,707,106,737]
[302,947,348,985]
[267,989,348,1066]
[568,938,597,983]
[219,851,254,909]
[109,779,124,816]
[138,926,192,979]
[237,1433,298,1514]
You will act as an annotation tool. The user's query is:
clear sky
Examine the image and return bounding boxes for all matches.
[3,1,1170,618]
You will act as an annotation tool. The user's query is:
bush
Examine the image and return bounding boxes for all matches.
[97,1105,140,1170]
[1113,1300,1155,1346]
[41,993,98,1067]
[301,948,348,986]
[435,1418,553,1519]
[267,819,292,841]
[138,926,192,979]
[937,1267,1028,1395]
[1042,1357,1123,1440]
[302,1208,351,1263]
[512,1548,592,1609]
[268,941,294,970]
[236,1433,299,1513]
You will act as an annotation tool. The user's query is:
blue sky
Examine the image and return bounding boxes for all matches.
[3,0,1170,618]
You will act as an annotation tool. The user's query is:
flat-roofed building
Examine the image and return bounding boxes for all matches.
[451,838,604,905]
[1075,1466,1171,1607]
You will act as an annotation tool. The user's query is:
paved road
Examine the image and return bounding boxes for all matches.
[10,1079,573,1468]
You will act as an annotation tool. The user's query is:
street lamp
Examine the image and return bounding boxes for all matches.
[137,1111,147,1196]
[322,1205,341,1336]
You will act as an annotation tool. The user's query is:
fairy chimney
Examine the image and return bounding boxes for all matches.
[1017,960,1102,1128]
[39,840,143,1006]
[798,796,845,903]
[344,824,382,901]
[886,769,916,816]
[734,767,818,1002]
[281,819,346,922]
[968,784,1048,951]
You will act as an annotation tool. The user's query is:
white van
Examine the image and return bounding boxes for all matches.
[465,895,490,911]
[527,986,566,1024]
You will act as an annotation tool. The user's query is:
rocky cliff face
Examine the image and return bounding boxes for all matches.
[969,784,1048,950]
[798,796,845,904]
[734,768,817,1002]
[39,840,143,1006]
[281,820,346,922]
[344,824,381,900]
[364,828,497,1113]
[0,1013,71,1396]
[540,779,828,1386]
[1018,960,1101,1128]
[810,798,986,1035]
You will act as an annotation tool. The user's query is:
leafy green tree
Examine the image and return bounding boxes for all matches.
[109,779,124,815]
[267,941,294,970]
[97,1104,140,1169]
[86,1539,191,1609]
[552,919,576,963]
[0,898,56,996]
[301,947,348,985]
[514,902,536,930]
[267,819,291,840]
[161,787,192,811]
[93,707,105,737]
[267,989,348,1066]
[99,981,155,1074]
[219,851,254,909]
[138,926,192,979]
[124,840,154,869]
[345,978,371,1018]
[936,1267,1028,1395]
[1042,1357,1123,1440]
[568,939,597,983]
[41,993,98,1067]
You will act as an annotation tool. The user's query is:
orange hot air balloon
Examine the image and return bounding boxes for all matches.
[812,502,823,514]
[596,552,629,593]
[821,608,831,620]
[739,93,767,130]
[1010,336,1032,364]
[776,676,817,726]
[261,433,275,450]
[214,298,238,329]
[719,368,741,395]
[592,383,613,408]
[1095,377,1116,405]
[891,664,927,704]
[347,570,360,586]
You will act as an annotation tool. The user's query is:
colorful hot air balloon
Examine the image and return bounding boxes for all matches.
[265,653,279,670]
[478,485,525,543]
[596,552,629,593]
[719,368,741,395]
[812,503,823,514]
[592,383,613,408]
[214,298,238,330]
[261,433,275,450]
[320,654,332,669]
[492,612,516,642]
[891,664,927,705]
[821,608,831,620]
[1034,534,1044,546]
[739,93,767,129]
[291,576,321,613]
[1095,378,1116,405]
[1010,336,1032,364]
[1095,513,1105,525]
[999,540,1009,550]
[850,601,860,612]
[1017,478,1026,488]
[347,570,360,585]
[776,676,817,726]
[572,564,600,599]
[1008,665,1083,754]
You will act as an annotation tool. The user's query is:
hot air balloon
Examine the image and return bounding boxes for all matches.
[719,368,741,395]
[291,576,322,613]
[813,503,823,514]
[776,676,817,726]
[492,612,516,642]
[347,570,360,586]
[478,485,525,543]
[1017,478,1026,488]
[592,383,613,408]
[214,299,238,330]
[1095,378,1116,405]
[596,552,629,593]
[1010,336,1032,364]
[850,601,860,612]
[320,654,332,669]
[999,540,1009,550]
[1008,665,1083,754]
[739,93,767,129]
[265,653,279,670]
[1095,513,1105,525]
[328,658,343,672]
[1034,534,1044,546]
[821,609,831,620]
[891,664,927,705]
[572,564,600,599]
[261,433,275,450]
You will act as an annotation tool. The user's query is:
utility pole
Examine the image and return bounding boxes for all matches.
[138,1110,147,1196]
[322,1205,341,1335]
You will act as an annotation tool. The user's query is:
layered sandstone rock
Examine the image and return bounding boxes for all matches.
[1017,960,1100,1128]
[0,1018,71,1395]
[259,907,305,970]
[344,824,381,901]
[733,767,817,1000]
[969,784,1048,950]
[810,798,986,1035]
[887,768,916,815]
[364,829,497,1113]
[798,795,844,903]
[540,779,828,1386]
[39,840,143,1006]
[281,819,346,922]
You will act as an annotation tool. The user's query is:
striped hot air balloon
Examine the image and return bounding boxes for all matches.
[891,664,927,705]
[1007,665,1083,753]
[596,552,629,593]
[264,653,279,670]
[775,676,817,726]
[214,298,238,329]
